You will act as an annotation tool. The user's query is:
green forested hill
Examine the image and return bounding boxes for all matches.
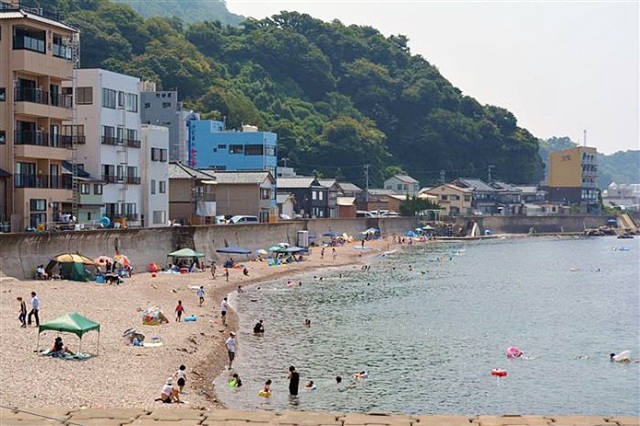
[113,0,244,26]
[539,137,640,188]
[38,0,544,187]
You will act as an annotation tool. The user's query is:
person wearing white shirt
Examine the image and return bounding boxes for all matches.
[28,291,39,326]
[225,332,236,369]
[220,297,228,325]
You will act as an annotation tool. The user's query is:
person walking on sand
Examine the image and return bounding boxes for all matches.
[27,291,39,327]
[197,286,205,307]
[174,364,187,393]
[225,332,236,369]
[224,267,230,282]
[211,262,217,279]
[320,247,325,259]
[220,297,229,325]
[288,365,300,396]
[332,247,337,261]
[175,300,185,322]
[17,297,27,328]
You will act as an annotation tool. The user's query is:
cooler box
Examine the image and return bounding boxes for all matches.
[297,230,309,248]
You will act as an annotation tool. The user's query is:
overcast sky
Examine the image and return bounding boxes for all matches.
[225,1,639,154]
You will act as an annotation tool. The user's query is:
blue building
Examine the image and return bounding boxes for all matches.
[188,121,277,176]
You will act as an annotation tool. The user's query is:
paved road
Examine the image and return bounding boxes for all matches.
[1,407,638,426]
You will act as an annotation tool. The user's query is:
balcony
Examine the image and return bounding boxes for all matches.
[14,130,48,146]
[126,138,141,148]
[14,87,72,119]
[101,136,118,146]
[125,176,141,185]
[102,175,118,183]
[15,87,48,105]
[60,135,85,146]
[14,173,48,188]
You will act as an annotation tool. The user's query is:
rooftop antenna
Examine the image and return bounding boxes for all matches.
[583,129,587,147]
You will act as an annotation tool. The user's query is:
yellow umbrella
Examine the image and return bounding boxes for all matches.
[53,253,95,265]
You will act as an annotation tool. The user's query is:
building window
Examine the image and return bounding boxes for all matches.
[162,102,171,108]
[229,145,243,154]
[312,191,317,200]
[159,180,166,194]
[265,146,276,156]
[319,191,324,201]
[126,93,138,112]
[75,87,93,105]
[117,127,125,143]
[245,145,264,155]
[52,34,72,59]
[0,88,5,102]
[13,26,45,53]
[102,88,117,109]
[0,130,5,144]
[94,184,102,195]
[117,165,124,182]
[217,145,227,150]
[144,102,151,109]
[450,195,460,201]
[150,179,156,194]
[117,91,125,108]
[441,195,448,201]
[153,210,166,224]
[30,199,46,211]
[464,195,471,202]
[151,148,159,161]
[80,183,90,194]
[160,149,167,162]
[260,188,270,200]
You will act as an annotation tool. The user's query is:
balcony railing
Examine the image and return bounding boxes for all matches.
[102,174,118,183]
[15,173,48,188]
[15,87,48,105]
[53,43,72,60]
[125,176,141,185]
[126,139,141,148]
[60,135,85,146]
[101,136,118,146]
[14,130,48,146]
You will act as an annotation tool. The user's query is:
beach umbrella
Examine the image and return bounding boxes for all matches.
[53,253,95,265]
[406,231,416,237]
[94,255,113,266]
[422,225,435,231]
[113,253,131,267]
[267,245,281,252]
[256,249,268,255]
[277,242,290,248]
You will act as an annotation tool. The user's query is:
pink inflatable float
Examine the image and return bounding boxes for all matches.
[506,346,523,358]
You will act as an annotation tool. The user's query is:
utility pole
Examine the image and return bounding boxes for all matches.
[488,165,494,183]
[439,170,445,184]
[364,164,370,202]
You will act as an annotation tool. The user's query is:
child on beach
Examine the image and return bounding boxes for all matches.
[17,297,27,327]
[175,300,185,322]
[259,379,272,397]
[228,373,242,387]
[158,378,180,403]
[196,286,205,307]
[174,364,187,393]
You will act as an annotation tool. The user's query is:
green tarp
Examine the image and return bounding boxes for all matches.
[168,248,205,258]
[38,312,100,338]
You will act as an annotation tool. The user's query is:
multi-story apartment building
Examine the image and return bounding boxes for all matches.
[0,1,77,231]
[140,124,169,227]
[547,146,598,205]
[64,69,142,226]
[140,82,197,163]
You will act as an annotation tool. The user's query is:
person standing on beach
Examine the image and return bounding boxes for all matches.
[225,332,236,369]
[332,247,337,261]
[175,300,185,322]
[211,262,217,279]
[320,247,325,259]
[288,365,300,396]
[224,267,230,282]
[220,297,229,325]
[17,297,27,327]
[27,291,39,327]
[174,364,187,393]
[197,286,205,307]
[253,319,264,334]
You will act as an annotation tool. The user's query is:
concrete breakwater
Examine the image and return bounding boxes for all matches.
[456,214,607,234]
[0,217,415,279]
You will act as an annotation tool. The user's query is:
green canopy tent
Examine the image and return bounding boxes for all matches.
[167,248,206,269]
[37,312,101,355]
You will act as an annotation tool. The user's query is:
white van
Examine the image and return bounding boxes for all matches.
[227,215,259,224]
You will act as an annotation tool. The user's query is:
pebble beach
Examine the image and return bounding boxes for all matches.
[0,237,393,410]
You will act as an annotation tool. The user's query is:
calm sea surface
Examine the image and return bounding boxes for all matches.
[215,236,639,415]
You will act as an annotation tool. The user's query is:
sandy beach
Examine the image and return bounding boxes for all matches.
[0,237,395,410]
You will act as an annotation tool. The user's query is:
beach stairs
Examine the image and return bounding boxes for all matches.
[617,213,639,234]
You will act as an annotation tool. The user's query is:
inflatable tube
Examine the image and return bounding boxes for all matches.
[258,389,271,397]
[184,315,197,322]
[100,216,111,228]
[506,346,522,358]
[612,350,631,362]
[491,368,507,377]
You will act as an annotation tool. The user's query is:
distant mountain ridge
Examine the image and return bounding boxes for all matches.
[114,0,244,25]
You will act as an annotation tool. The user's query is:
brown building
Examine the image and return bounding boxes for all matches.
[422,184,473,217]
[0,2,78,231]
[547,146,598,204]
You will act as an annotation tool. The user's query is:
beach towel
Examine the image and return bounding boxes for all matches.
[40,349,94,360]
[184,315,197,322]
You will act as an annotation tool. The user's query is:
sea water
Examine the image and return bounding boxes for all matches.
[214,236,640,415]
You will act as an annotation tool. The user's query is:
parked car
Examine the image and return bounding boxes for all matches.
[227,215,259,224]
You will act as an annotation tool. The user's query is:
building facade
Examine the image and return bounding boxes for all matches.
[0,1,77,231]
[384,174,420,196]
[140,82,196,163]
[277,177,328,218]
[547,146,598,204]
[168,162,216,225]
[188,120,277,176]
[140,125,169,227]
[423,184,473,217]
[64,68,142,226]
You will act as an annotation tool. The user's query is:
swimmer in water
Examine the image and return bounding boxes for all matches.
[336,376,342,384]
[352,371,368,380]
[304,319,311,327]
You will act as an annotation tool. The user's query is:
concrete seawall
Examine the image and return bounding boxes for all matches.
[0,217,417,279]
[458,215,605,234]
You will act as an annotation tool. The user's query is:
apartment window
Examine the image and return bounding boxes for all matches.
[260,188,270,200]
[162,102,171,108]
[144,102,150,109]
[117,127,125,143]
[319,191,323,201]
[229,145,243,154]
[159,180,166,194]
[52,34,72,59]
[80,183,90,195]
[127,166,138,178]
[441,195,448,201]
[13,26,45,53]
[0,130,5,144]
[102,88,117,109]
[94,184,102,195]
[117,91,125,108]
[151,148,160,161]
[265,146,276,156]
[117,165,124,181]
[152,210,166,224]
[450,195,460,201]
[218,144,227,150]
[126,129,138,144]
[160,149,167,162]
[0,88,5,101]
[464,195,471,202]
[76,87,93,105]
[30,199,46,211]
[150,179,156,194]
[312,191,317,200]
[126,93,138,112]
[245,145,264,155]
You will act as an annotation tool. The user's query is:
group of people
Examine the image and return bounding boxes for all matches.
[158,364,188,403]
[16,291,39,328]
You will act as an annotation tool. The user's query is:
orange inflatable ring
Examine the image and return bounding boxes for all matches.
[491,368,507,377]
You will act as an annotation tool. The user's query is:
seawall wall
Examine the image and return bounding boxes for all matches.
[0,217,417,279]
[461,215,605,234]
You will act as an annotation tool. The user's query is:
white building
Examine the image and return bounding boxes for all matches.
[141,125,169,227]
[384,174,420,196]
[64,69,142,226]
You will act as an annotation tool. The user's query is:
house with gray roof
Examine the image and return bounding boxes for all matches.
[277,176,328,218]
[318,179,340,218]
[384,174,420,196]
[337,182,363,198]
[168,162,217,224]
